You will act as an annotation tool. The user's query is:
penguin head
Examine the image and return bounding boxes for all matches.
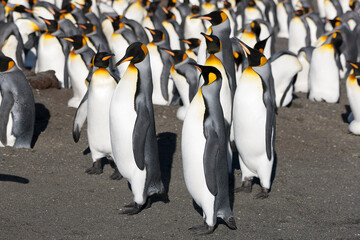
[249,20,261,38]
[90,52,114,68]
[161,49,187,65]
[182,38,201,50]
[191,63,222,88]
[40,17,59,34]
[146,1,159,16]
[294,7,311,16]
[0,55,15,72]
[167,0,176,8]
[237,38,267,67]
[63,35,87,50]
[108,15,125,31]
[192,10,228,26]
[162,7,176,21]
[349,62,360,76]
[190,5,200,14]
[248,0,256,7]
[233,49,244,68]
[80,0,92,13]
[350,0,358,10]
[223,0,232,9]
[326,17,342,28]
[13,4,32,14]
[145,27,165,43]
[200,32,221,54]
[116,42,148,66]
[254,35,270,54]
[60,3,76,15]
[330,30,343,53]
[78,23,96,34]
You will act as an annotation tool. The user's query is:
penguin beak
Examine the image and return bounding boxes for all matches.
[47,7,55,15]
[200,32,213,42]
[40,17,51,26]
[116,55,133,66]
[145,27,156,36]
[161,48,175,56]
[63,37,74,42]
[191,14,212,21]
[106,15,114,22]
[237,39,251,55]
[161,6,168,14]
[189,62,202,73]
[181,39,191,45]
[79,24,87,30]
[349,62,359,70]
[102,54,114,61]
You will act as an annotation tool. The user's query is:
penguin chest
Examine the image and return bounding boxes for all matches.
[182,92,213,203]
[142,17,154,42]
[111,33,130,74]
[87,69,116,152]
[162,22,180,50]
[288,17,307,53]
[171,67,190,106]
[148,44,166,105]
[233,68,267,160]
[68,52,88,93]
[109,66,139,177]
[1,35,19,63]
[346,75,360,120]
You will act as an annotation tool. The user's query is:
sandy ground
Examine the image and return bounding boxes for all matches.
[1,6,360,239]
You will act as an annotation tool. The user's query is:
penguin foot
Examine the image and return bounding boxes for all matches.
[234,180,252,193]
[223,216,237,230]
[85,160,103,175]
[188,223,214,235]
[109,168,123,180]
[255,187,269,199]
[119,202,142,215]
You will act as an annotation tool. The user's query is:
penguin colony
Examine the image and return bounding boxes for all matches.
[0,0,360,235]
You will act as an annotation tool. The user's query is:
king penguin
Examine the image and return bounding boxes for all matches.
[0,54,35,148]
[63,35,95,108]
[181,63,236,234]
[346,62,360,135]
[308,31,342,103]
[109,42,167,215]
[233,39,276,198]
[35,17,69,88]
[161,48,198,120]
[73,52,122,180]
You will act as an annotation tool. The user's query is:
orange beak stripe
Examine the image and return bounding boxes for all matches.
[163,49,175,56]
[119,56,133,65]
[350,63,359,69]
[238,41,250,55]
[102,56,112,61]
[64,37,74,42]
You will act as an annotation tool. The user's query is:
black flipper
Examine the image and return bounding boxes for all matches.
[132,102,150,171]
[203,125,219,196]
[0,91,14,146]
[159,47,173,101]
[72,90,88,142]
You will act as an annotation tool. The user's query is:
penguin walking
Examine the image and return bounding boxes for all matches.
[346,62,360,135]
[73,52,122,180]
[233,40,276,198]
[161,49,198,120]
[182,63,236,234]
[63,35,95,108]
[308,31,342,103]
[110,42,167,215]
[0,54,35,148]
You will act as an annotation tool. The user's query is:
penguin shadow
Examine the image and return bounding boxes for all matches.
[341,105,352,123]
[157,132,177,194]
[0,174,29,184]
[31,103,50,148]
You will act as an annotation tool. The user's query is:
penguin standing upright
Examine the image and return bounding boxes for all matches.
[146,27,178,106]
[73,52,121,179]
[233,40,276,198]
[63,35,95,108]
[182,63,236,234]
[294,46,314,93]
[109,42,167,214]
[288,8,311,54]
[35,17,69,88]
[0,54,35,148]
[161,48,198,120]
[308,31,342,103]
[346,62,360,135]
[194,10,236,99]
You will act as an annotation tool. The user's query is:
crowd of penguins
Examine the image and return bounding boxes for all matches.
[1,0,360,234]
